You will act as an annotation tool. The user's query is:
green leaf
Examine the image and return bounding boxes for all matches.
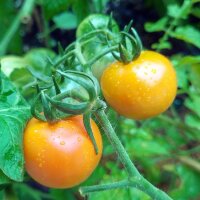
[0,170,11,185]
[92,0,109,13]
[151,41,172,50]
[179,56,200,65]
[170,165,200,200]
[0,0,22,54]
[53,12,77,29]
[14,183,50,200]
[167,0,192,19]
[50,189,76,200]
[189,64,200,91]
[0,73,30,182]
[185,92,200,118]
[0,56,28,77]
[72,0,90,24]
[185,114,200,131]
[191,7,200,18]
[170,25,200,49]
[145,17,168,32]
[171,56,189,89]
[37,0,71,20]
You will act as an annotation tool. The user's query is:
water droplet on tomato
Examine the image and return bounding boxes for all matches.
[60,141,65,145]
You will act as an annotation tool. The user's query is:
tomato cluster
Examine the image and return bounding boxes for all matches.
[23,15,177,190]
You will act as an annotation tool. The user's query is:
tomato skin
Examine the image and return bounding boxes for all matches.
[23,115,102,188]
[101,51,177,120]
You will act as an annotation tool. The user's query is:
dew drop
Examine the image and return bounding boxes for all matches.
[60,141,65,145]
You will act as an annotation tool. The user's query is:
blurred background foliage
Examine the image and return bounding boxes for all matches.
[0,0,200,200]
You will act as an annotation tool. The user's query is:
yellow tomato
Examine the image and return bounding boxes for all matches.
[23,115,102,188]
[101,51,177,119]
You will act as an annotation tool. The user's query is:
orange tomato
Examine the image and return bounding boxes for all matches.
[23,115,102,188]
[101,51,177,120]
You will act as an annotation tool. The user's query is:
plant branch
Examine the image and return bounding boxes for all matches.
[0,0,36,56]
[93,101,173,200]
[79,180,129,195]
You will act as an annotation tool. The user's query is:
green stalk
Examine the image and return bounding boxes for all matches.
[80,180,129,195]
[0,0,36,56]
[92,107,173,200]
[95,109,140,177]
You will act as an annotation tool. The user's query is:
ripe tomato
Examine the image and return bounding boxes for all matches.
[23,115,102,188]
[101,51,177,120]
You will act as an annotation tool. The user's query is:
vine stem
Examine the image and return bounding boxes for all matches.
[86,103,173,200]
[0,0,36,56]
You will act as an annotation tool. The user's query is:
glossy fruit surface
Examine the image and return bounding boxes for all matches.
[101,51,177,119]
[24,115,102,188]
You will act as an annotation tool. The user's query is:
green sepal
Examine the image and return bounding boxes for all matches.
[131,28,143,59]
[52,90,88,102]
[52,75,61,95]
[48,96,89,114]
[123,20,133,33]
[107,12,113,31]
[119,44,132,64]
[58,42,65,56]
[41,91,55,122]
[83,112,98,154]
[105,34,121,61]
[57,70,98,101]
[31,92,47,122]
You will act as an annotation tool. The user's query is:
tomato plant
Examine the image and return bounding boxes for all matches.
[23,115,103,188]
[101,50,177,119]
[1,0,200,199]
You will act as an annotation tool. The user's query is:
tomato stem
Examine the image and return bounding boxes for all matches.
[92,101,173,200]
[79,180,129,195]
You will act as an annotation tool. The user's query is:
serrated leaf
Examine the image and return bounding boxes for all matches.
[170,25,200,49]
[53,12,77,29]
[145,17,168,32]
[0,73,30,182]
[167,0,192,19]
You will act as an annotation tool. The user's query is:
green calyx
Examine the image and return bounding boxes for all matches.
[30,70,102,154]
